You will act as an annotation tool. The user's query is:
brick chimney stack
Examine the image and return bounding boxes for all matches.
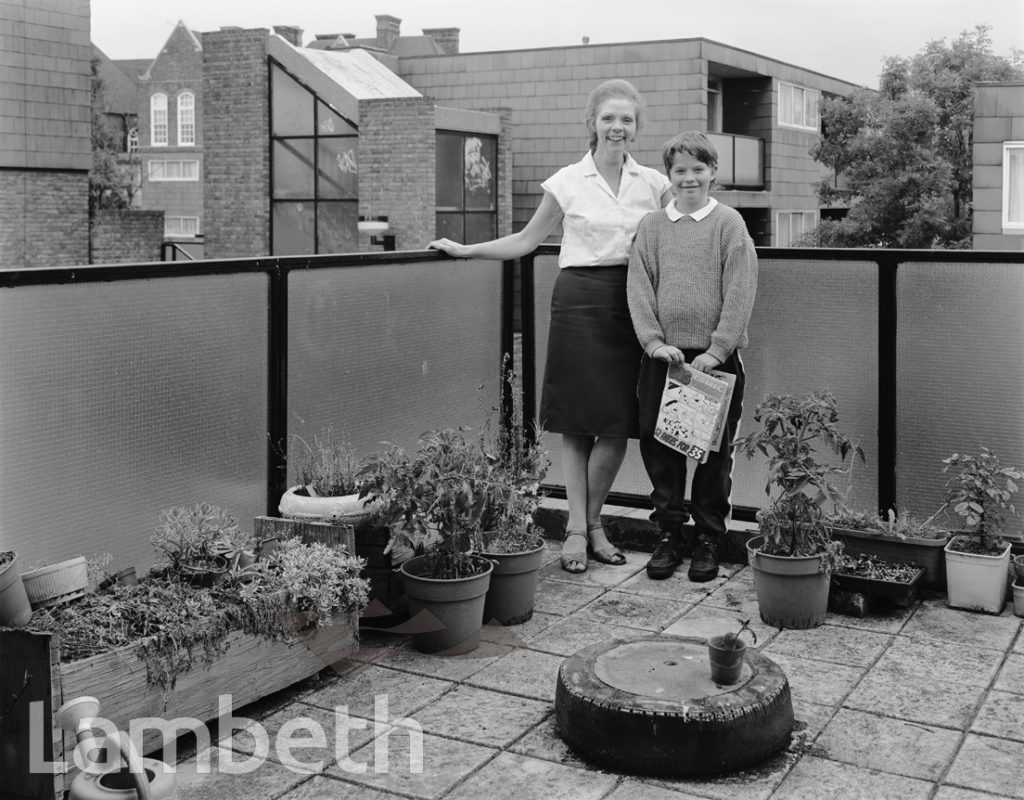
[272,25,303,47]
[375,15,401,50]
[422,27,459,55]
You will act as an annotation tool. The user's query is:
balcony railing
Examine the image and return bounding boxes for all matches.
[1,246,1022,569]
[706,132,765,190]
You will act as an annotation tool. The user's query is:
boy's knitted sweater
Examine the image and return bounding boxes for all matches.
[627,202,758,365]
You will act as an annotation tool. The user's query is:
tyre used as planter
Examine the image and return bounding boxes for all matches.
[399,554,493,654]
[747,536,830,629]
[0,552,33,627]
[21,556,89,609]
[944,539,1010,614]
[279,485,380,529]
[481,538,546,626]
[556,634,793,776]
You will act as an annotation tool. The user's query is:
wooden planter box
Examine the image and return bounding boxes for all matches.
[1,519,359,800]
[832,526,948,588]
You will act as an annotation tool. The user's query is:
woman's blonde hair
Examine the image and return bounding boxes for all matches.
[584,79,646,153]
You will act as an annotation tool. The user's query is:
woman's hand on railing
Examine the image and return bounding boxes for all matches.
[427,238,471,258]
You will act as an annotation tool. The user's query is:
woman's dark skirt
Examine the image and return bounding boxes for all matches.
[539,265,643,438]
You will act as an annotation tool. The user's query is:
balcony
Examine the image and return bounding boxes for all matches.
[1,246,1023,798]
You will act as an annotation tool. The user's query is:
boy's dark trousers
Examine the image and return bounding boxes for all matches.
[637,350,745,539]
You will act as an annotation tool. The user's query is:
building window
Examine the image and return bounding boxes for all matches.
[435,132,497,244]
[165,216,200,237]
[270,61,359,256]
[177,92,195,146]
[1003,142,1024,232]
[707,78,723,133]
[778,82,820,131]
[148,160,200,181]
[151,93,168,146]
[777,211,817,246]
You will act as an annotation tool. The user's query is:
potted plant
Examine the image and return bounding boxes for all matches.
[707,618,757,685]
[0,550,33,627]
[361,428,495,654]
[830,552,926,608]
[736,391,863,629]
[279,427,380,529]
[938,447,1022,613]
[478,362,550,625]
[150,502,235,587]
[829,506,949,588]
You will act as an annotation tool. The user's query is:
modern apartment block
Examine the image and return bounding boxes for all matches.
[397,37,865,245]
[972,81,1024,251]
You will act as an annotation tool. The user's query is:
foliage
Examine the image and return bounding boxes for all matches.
[150,502,239,574]
[717,618,757,651]
[736,391,864,568]
[939,447,1022,553]
[829,506,949,541]
[294,426,364,497]
[89,58,138,215]
[809,25,1023,249]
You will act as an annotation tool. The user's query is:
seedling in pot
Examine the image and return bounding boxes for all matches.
[715,617,758,650]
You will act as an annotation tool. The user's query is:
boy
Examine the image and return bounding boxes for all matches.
[627,131,758,581]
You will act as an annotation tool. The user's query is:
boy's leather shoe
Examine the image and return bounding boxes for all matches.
[646,532,684,579]
[678,525,697,558]
[687,533,720,582]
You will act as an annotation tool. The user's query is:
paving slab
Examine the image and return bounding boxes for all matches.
[871,633,1005,688]
[756,652,864,707]
[767,624,893,668]
[300,664,455,719]
[277,774,404,799]
[993,651,1024,693]
[813,707,962,781]
[532,577,605,615]
[525,614,645,656]
[576,588,689,631]
[328,731,497,799]
[971,689,1024,742]
[944,734,1024,798]
[843,667,986,729]
[606,780,709,800]
[173,745,312,799]
[770,754,934,799]
[902,600,1020,650]
[506,713,592,770]
[648,747,800,800]
[466,646,565,701]
[662,604,779,648]
[444,750,619,800]
[403,684,550,747]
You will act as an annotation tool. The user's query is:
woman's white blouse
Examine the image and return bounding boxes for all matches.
[542,151,670,268]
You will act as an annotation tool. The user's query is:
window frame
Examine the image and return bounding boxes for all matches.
[778,81,820,132]
[164,216,200,238]
[1002,141,1024,232]
[776,210,818,247]
[148,159,200,182]
[150,93,168,147]
[177,91,195,147]
[435,130,498,245]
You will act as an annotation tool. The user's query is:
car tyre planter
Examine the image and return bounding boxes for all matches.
[556,634,793,776]
[0,552,33,627]
[21,556,89,610]
[279,485,380,529]
[747,536,830,629]
[944,538,1011,614]
[399,554,493,654]
[481,537,546,626]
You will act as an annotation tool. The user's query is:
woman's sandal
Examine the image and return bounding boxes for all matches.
[560,530,589,574]
[587,523,626,565]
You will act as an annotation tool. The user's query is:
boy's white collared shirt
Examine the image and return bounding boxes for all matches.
[666,196,718,222]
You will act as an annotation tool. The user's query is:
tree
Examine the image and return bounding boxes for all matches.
[89,58,138,214]
[809,26,1023,248]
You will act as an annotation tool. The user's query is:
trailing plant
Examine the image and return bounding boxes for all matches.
[938,447,1022,554]
[736,391,864,569]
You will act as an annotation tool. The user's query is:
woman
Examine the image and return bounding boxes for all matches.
[429,79,671,573]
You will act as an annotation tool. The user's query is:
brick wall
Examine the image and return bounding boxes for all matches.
[358,97,436,249]
[89,209,164,264]
[0,169,88,267]
[202,28,270,258]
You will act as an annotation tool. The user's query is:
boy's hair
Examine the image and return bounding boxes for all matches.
[584,79,646,153]
[662,131,718,175]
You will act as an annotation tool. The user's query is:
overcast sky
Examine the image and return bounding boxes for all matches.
[90,0,1022,89]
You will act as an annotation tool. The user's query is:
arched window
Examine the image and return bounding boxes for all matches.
[150,93,168,146]
[177,92,195,146]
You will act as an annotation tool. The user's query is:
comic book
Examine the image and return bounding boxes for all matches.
[654,364,736,463]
